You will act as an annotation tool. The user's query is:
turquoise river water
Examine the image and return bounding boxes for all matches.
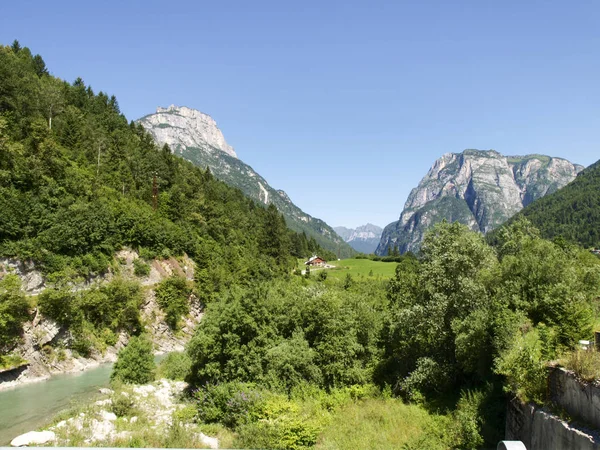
[0,355,166,445]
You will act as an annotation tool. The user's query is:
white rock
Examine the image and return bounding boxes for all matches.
[139,105,237,159]
[133,384,156,396]
[99,387,113,395]
[90,419,115,441]
[198,432,219,449]
[99,410,117,421]
[130,416,138,423]
[95,399,112,406]
[11,430,56,447]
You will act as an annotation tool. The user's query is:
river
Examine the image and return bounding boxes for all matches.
[0,355,167,445]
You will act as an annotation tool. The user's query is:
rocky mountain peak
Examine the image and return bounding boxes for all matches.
[377,149,583,255]
[136,107,355,258]
[139,105,237,158]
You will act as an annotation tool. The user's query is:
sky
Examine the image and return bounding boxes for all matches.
[1,1,599,229]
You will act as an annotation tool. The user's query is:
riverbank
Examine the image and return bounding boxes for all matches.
[0,354,170,445]
[8,378,224,449]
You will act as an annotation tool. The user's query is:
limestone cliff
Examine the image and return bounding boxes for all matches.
[376,150,583,255]
[137,106,353,258]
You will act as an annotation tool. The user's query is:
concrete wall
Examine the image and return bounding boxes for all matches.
[506,399,600,450]
[549,367,600,430]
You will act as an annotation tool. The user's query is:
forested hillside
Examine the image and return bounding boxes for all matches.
[0,41,330,281]
[494,160,600,248]
[0,40,336,362]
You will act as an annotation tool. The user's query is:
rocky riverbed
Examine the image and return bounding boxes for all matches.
[10,379,219,449]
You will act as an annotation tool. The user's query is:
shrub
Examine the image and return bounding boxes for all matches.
[38,287,77,325]
[111,392,135,417]
[155,276,190,329]
[133,258,151,277]
[343,273,353,290]
[317,270,328,282]
[194,382,263,428]
[0,353,27,370]
[450,390,485,450]
[111,334,155,384]
[495,326,547,403]
[157,351,192,381]
[398,357,453,401]
[0,274,30,352]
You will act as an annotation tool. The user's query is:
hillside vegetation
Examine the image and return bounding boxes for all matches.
[494,160,600,248]
[0,41,333,358]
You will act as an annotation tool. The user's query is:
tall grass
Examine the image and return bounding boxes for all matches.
[561,348,600,382]
[316,398,451,450]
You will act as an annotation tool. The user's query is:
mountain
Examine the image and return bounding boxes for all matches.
[495,159,600,248]
[334,224,383,254]
[137,106,353,258]
[376,149,583,255]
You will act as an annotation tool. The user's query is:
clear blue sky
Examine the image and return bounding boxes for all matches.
[2,1,599,229]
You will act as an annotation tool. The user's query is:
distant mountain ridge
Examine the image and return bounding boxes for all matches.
[137,106,354,257]
[376,149,583,255]
[334,224,383,254]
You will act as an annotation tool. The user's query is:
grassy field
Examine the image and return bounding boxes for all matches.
[316,398,450,449]
[322,258,398,281]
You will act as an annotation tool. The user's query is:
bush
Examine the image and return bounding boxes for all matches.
[0,353,27,370]
[194,382,263,428]
[450,390,485,450]
[0,274,30,352]
[495,326,547,403]
[155,276,190,329]
[111,335,156,384]
[111,392,135,417]
[38,287,76,325]
[157,351,192,381]
[133,258,151,277]
[343,273,353,290]
[317,270,328,282]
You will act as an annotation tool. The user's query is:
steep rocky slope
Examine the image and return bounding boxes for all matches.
[334,224,383,254]
[137,106,353,258]
[376,149,583,255]
[496,159,600,248]
[0,251,202,390]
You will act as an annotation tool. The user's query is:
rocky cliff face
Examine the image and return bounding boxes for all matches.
[334,224,383,254]
[376,150,583,255]
[140,105,236,158]
[0,250,202,391]
[137,106,353,258]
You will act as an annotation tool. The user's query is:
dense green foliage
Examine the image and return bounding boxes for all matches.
[380,219,599,401]
[38,278,143,355]
[186,219,600,447]
[0,42,332,289]
[187,279,385,392]
[111,334,156,384]
[493,160,600,248]
[0,274,30,353]
[155,276,191,329]
[156,351,192,381]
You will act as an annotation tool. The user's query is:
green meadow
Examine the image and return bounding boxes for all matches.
[321,258,398,281]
